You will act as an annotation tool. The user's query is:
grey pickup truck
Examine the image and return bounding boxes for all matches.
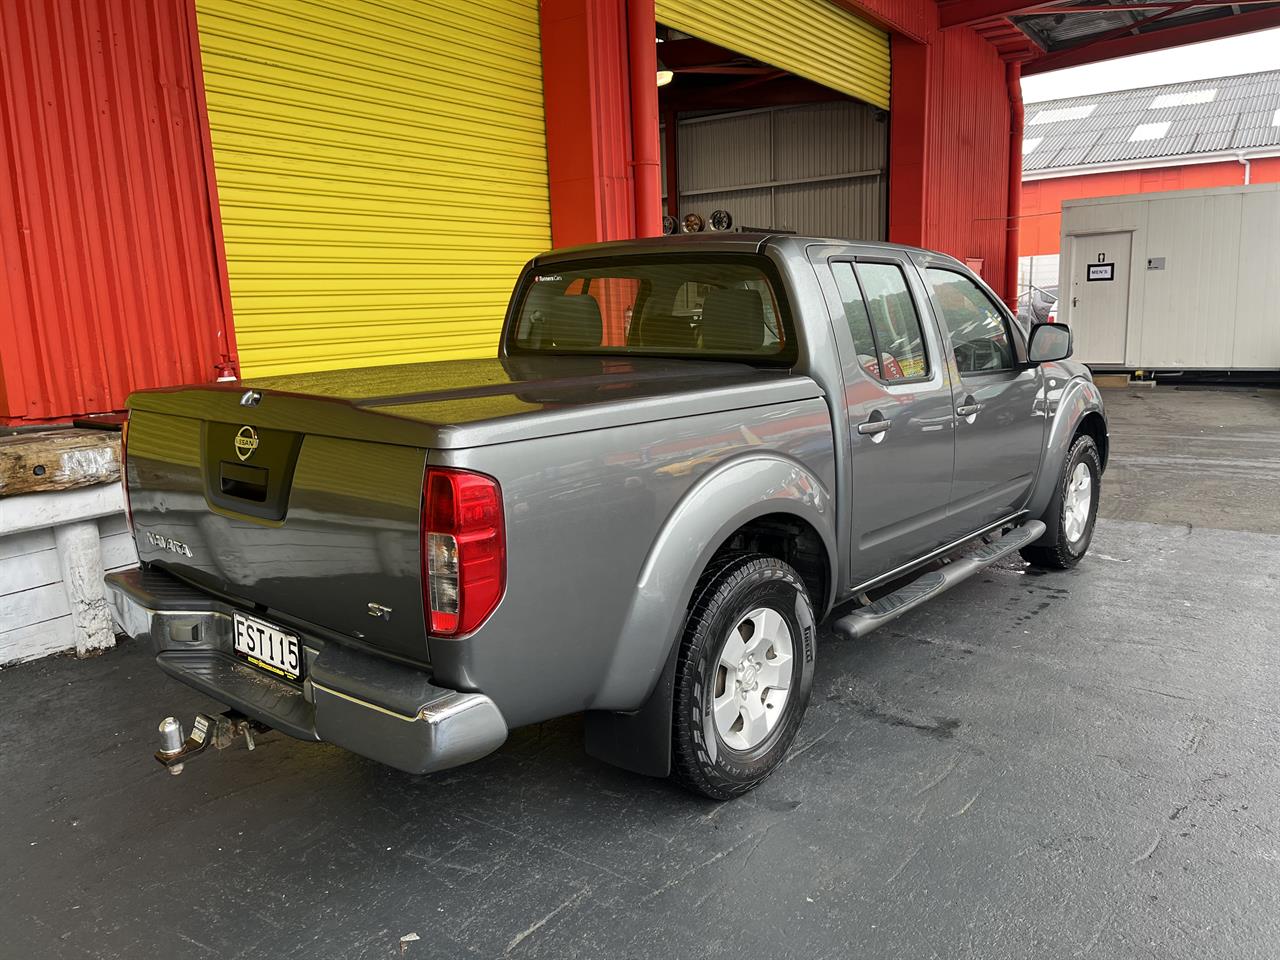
[107,234,1107,799]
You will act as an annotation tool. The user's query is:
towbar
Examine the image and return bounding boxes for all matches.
[154,710,270,774]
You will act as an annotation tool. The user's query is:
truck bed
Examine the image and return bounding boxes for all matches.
[129,356,825,449]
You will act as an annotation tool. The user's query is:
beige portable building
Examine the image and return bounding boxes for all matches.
[1058,183,1280,370]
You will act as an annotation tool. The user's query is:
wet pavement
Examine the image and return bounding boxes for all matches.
[3,385,1279,960]
[1098,383,1280,535]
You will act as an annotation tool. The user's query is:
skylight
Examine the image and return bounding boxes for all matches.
[1028,104,1097,125]
[1149,89,1217,109]
[1273,108,1280,127]
[1130,121,1171,142]
[1022,137,1044,154]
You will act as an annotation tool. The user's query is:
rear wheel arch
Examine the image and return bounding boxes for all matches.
[703,512,831,616]
[584,457,835,779]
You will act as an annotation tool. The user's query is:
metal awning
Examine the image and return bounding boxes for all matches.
[937,0,1280,72]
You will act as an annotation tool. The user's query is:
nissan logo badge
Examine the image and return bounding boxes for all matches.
[234,425,259,462]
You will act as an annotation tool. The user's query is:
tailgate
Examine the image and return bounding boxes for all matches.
[124,394,428,662]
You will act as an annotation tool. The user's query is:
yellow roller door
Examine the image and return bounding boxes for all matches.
[195,0,550,377]
[656,0,889,110]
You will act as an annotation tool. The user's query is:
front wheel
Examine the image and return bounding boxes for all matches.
[671,555,816,800]
[1021,434,1102,570]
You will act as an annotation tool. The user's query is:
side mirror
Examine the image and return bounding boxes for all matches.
[1028,322,1072,364]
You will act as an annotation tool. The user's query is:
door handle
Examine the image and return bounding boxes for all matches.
[857,414,891,442]
[956,402,982,417]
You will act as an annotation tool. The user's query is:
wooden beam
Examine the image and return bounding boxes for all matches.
[0,430,121,498]
[1023,5,1280,72]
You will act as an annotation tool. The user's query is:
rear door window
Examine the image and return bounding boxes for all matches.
[831,260,929,382]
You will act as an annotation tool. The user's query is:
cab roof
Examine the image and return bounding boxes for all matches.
[534,232,966,271]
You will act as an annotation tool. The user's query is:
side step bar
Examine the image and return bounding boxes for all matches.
[831,520,1046,641]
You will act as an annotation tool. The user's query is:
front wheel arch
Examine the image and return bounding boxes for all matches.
[1025,377,1107,545]
[1076,410,1109,471]
[1021,433,1102,569]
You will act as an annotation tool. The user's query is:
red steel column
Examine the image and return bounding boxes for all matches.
[627,0,662,236]
[540,0,635,247]
[1004,59,1024,309]
[886,36,930,247]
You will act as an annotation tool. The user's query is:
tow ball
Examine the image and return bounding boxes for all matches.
[155,711,270,775]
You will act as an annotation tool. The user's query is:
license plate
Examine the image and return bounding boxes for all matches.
[233,612,302,681]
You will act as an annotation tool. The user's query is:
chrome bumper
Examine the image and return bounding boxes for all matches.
[105,566,507,774]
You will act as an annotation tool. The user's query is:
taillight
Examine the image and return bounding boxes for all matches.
[120,415,135,534]
[422,468,505,637]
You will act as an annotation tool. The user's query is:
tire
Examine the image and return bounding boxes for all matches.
[1021,433,1102,570]
[671,554,817,800]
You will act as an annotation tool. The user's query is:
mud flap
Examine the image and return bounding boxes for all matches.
[583,636,682,778]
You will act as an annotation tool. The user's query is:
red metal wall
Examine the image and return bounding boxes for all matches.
[919,25,1012,289]
[1020,157,1280,256]
[871,0,1013,290]
[837,0,933,43]
[0,0,233,424]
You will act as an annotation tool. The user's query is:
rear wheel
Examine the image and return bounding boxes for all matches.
[672,554,816,800]
[1021,434,1101,570]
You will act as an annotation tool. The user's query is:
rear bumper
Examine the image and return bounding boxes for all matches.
[105,566,507,774]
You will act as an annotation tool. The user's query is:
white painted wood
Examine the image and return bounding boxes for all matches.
[0,547,61,595]
[54,520,115,657]
[0,527,54,561]
[0,484,126,538]
[0,616,76,665]
[100,531,140,573]
[0,487,138,666]
[98,512,131,538]
[0,581,71,631]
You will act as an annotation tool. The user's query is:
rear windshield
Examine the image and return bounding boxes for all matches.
[508,257,793,361]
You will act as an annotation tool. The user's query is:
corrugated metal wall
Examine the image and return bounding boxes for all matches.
[195,0,551,377]
[662,102,887,239]
[0,0,233,423]
[655,0,890,110]
[921,28,1011,286]
[846,0,936,42]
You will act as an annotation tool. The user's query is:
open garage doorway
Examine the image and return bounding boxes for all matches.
[657,29,889,240]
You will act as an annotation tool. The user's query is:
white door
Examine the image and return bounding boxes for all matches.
[1069,233,1131,364]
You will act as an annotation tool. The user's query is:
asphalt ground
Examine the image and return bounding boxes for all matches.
[2,384,1278,960]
